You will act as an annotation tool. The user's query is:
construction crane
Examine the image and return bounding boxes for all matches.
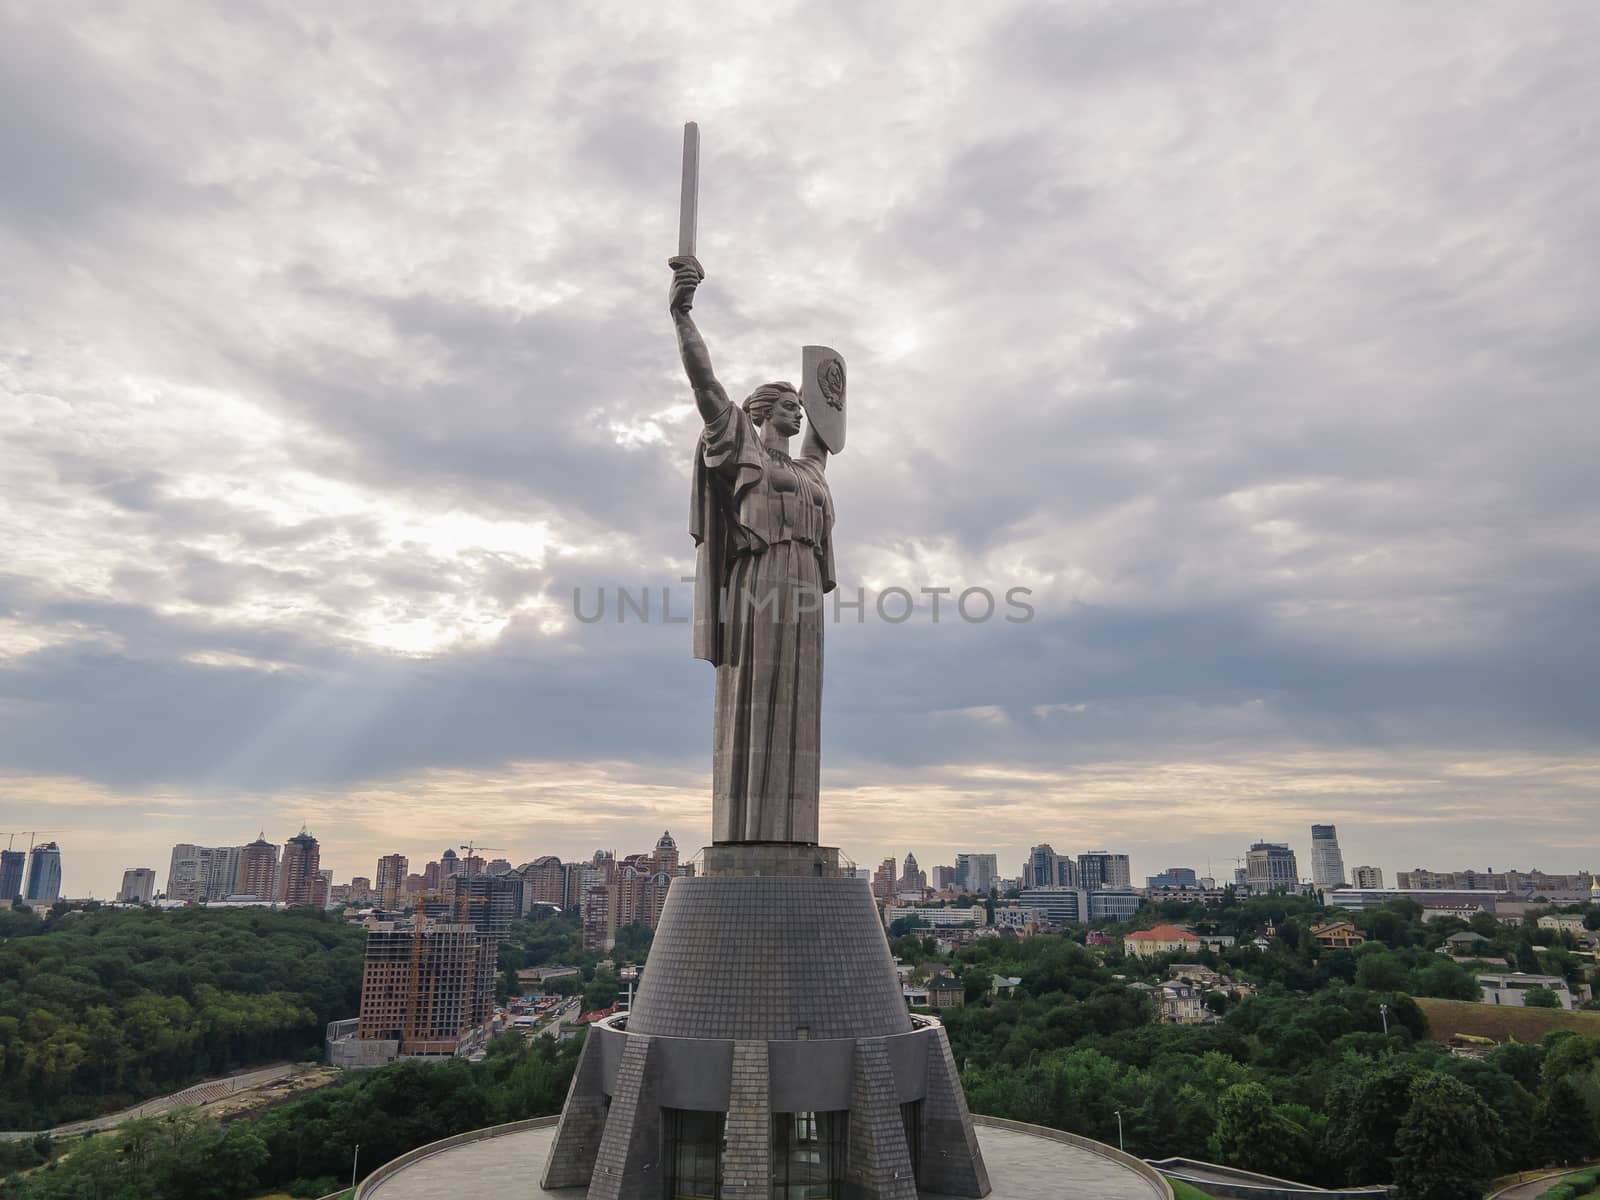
[458,843,505,881]
[2,831,66,852]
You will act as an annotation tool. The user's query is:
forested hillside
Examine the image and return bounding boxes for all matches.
[0,905,365,1129]
[925,895,1600,1196]
[0,1034,580,1200]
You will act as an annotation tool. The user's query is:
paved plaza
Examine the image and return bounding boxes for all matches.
[362,1116,1168,1200]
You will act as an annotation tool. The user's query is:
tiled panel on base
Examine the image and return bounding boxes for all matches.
[920,1023,991,1197]
[540,1032,608,1188]
[626,875,910,1041]
[586,1034,661,1200]
[721,1040,772,1200]
[847,1038,919,1200]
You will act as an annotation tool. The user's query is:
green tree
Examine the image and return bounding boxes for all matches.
[1209,1082,1314,1181]
[1391,1073,1502,1200]
[1522,987,1561,1009]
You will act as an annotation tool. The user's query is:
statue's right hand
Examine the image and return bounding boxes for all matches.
[668,255,704,315]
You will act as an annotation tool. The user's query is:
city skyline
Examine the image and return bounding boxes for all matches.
[32,819,1596,903]
[3,6,1597,893]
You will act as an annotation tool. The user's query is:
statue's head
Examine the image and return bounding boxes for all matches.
[744,382,802,437]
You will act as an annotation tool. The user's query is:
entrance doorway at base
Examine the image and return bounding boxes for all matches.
[900,1101,922,1180]
[771,1110,847,1200]
[665,1108,726,1200]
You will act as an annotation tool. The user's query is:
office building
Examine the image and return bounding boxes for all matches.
[1024,844,1075,889]
[1016,886,1088,925]
[24,842,62,903]
[1309,825,1346,889]
[0,850,25,902]
[1146,867,1197,889]
[1076,851,1131,892]
[955,852,998,894]
[931,865,957,890]
[1087,890,1141,921]
[278,829,322,906]
[1245,842,1299,893]
[118,868,157,904]
[882,905,985,929]
[1351,865,1384,889]
[376,853,409,909]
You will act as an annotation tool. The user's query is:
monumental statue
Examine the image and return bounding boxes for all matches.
[669,123,848,846]
[540,123,990,1200]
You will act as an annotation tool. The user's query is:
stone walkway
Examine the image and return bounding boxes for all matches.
[364,1118,1167,1199]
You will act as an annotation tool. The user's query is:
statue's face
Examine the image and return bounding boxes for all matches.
[770,392,803,437]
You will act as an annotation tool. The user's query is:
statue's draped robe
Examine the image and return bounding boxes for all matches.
[691,403,834,843]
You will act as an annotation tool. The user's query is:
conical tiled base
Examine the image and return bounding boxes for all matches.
[541,871,989,1200]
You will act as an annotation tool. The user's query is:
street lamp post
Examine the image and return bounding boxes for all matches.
[351,1143,361,1193]
[1114,1109,1124,1153]
[1379,1002,1390,1035]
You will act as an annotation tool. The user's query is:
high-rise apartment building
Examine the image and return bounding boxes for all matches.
[24,842,62,903]
[520,856,569,910]
[1076,852,1131,892]
[237,834,279,900]
[278,829,322,906]
[208,844,245,900]
[376,854,409,909]
[1310,825,1347,889]
[1351,865,1384,889]
[438,849,461,882]
[118,868,157,903]
[898,852,926,894]
[955,852,998,894]
[872,858,896,900]
[652,831,679,876]
[0,850,25,901]
[357,919,495,1056]
[431,872,526,939]
[167,843,213,902]
[1246,843,1299,893]
[582,884,614,950]
[931,865,957,891]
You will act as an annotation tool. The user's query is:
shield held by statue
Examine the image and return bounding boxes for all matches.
[800,345,846,453]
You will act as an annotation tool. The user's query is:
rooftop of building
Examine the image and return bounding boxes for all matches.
[356,1114,1170,1200]
[1124,924,1200,941]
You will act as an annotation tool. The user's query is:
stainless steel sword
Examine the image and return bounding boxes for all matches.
[678,122,699,258]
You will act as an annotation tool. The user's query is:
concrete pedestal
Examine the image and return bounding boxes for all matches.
[541,870,990,1200]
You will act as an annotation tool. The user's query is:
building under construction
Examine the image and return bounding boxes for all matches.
[353,917,496,1060]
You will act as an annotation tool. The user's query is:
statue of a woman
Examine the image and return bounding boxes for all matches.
[670,255,835,846]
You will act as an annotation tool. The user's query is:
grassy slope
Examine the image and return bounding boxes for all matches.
[1168,1182,1217,1200]
[1414,996,1600,1044]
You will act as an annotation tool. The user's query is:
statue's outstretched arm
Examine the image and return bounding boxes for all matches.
[669,256,730,425]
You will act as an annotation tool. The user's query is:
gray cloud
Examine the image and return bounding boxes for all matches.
[2,2,1598,894]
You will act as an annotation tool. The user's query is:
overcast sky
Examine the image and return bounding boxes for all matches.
[4,2,1598,898]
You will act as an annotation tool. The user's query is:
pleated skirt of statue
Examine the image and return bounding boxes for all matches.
[711,540,824,843]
